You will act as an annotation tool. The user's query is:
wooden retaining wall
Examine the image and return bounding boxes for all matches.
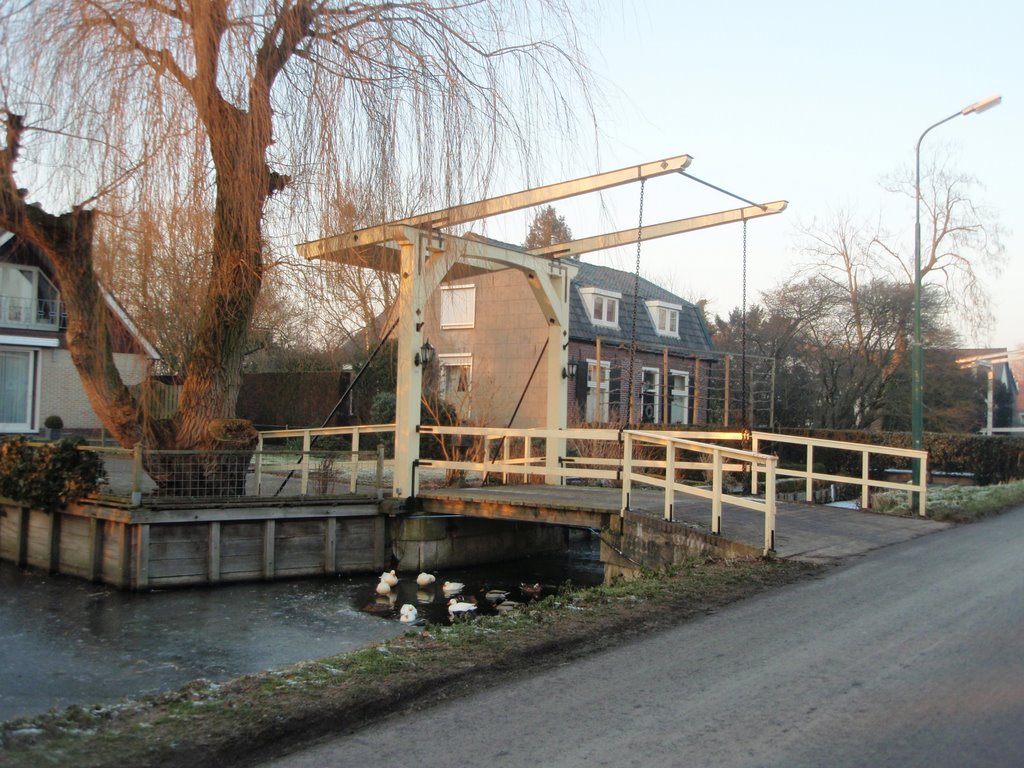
[1,497,571,590]
[0,497,389,590]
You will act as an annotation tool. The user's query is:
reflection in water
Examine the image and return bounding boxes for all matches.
[0,531,600,722]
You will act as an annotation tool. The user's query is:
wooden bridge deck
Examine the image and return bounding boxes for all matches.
[417,484,950,563]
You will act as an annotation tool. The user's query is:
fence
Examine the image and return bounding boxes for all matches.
[750,431,929,516]
[81,424,396,504]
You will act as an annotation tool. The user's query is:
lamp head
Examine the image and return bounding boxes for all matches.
[414,339,434,367]
[962,95,1001,115]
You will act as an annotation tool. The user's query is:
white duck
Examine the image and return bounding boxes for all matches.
[447,598,477,616]
[442,581,465,597]
[380,570,399,588]
[399,604,418,623]
[375,580,392,596]
[484,589,510,603]
[416,572,436,588]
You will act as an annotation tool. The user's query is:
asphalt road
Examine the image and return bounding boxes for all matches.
[261,507,1024,768]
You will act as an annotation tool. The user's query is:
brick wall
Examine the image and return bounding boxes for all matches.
[39,349,148,430]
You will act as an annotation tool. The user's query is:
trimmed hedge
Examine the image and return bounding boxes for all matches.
[0,437,107,512]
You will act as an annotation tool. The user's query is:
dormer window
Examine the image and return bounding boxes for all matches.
[646,300,681,337]
[579,287,621,329]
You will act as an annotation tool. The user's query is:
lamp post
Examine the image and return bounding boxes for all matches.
[912,95,1001,500]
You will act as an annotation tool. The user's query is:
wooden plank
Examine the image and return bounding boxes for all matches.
[0,504,19,561]
[263,520,276,579]
[146,525,209,579]
[209,521,221,583]
[26,510,53,568]
[127,503,380,525]
[99,521,128,587]
[16,507,29,567]
[274,520,325,572]
[220,522,264,575]
[134,524,150,590]
[336,518,374,568]
[325,517,337,574]
[55,514,92,579]
[47,512,61,573]
[372,517,387,571]
[89,517,103,581]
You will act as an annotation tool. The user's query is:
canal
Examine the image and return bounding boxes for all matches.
[0,530,601,722]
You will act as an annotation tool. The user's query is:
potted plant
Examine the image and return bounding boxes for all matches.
[43,415,63,440]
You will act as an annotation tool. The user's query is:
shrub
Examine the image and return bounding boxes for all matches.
[0,437,107,511]
[44,414,64,430]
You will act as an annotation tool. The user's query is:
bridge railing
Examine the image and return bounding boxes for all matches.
[750,431,928,517]
[416,425,776,555]
[621,430,778,555]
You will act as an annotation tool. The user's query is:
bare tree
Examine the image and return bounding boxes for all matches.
[781,156,1004,429]
[0,0,594,458]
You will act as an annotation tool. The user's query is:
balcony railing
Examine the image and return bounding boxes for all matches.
[0,295,63,330]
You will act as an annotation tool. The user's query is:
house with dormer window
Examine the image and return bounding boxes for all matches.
[420,245,715,428]
[0,231,159,435]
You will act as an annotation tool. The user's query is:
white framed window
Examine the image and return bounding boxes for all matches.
[646,300,681,338]
[586,359,611,422]
[640,367,660,423]
[0,265,59,329]
[0,347,35,432]
[579,287,621,329]
[669,370,690,425]
[440,285,476,329]
[438,353,472,407]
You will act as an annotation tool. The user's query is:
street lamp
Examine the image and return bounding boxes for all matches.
[912,94,1001,498]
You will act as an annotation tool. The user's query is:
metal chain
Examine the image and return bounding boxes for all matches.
[741,218,748,432]
[624,178,645,428]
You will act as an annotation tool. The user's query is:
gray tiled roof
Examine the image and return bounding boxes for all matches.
[568,262,714,355]
[462,234,715,356]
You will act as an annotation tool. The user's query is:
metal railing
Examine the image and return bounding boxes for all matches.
[417,425,776,555]
[0,295,62,329]
[750,431,928,517]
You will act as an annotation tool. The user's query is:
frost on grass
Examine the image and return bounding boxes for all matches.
[872,480,1024,521]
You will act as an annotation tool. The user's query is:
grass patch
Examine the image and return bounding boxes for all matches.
[872,479,1024,522]
[0,556,814,768]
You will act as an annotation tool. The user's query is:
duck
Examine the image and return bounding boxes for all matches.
[484,589,510,603]
[441,581,465,596]
[416,572,436,588]
[399,604,418,623]
[375,580,392,596]
[380,570,399,588]
[495,599,523,613]
[520,582,543,596]
[448,598,477,615]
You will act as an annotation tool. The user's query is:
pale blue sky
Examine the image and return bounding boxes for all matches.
[490,0,1021,346]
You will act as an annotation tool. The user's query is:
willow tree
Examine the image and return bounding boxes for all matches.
[0,0,593,454]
